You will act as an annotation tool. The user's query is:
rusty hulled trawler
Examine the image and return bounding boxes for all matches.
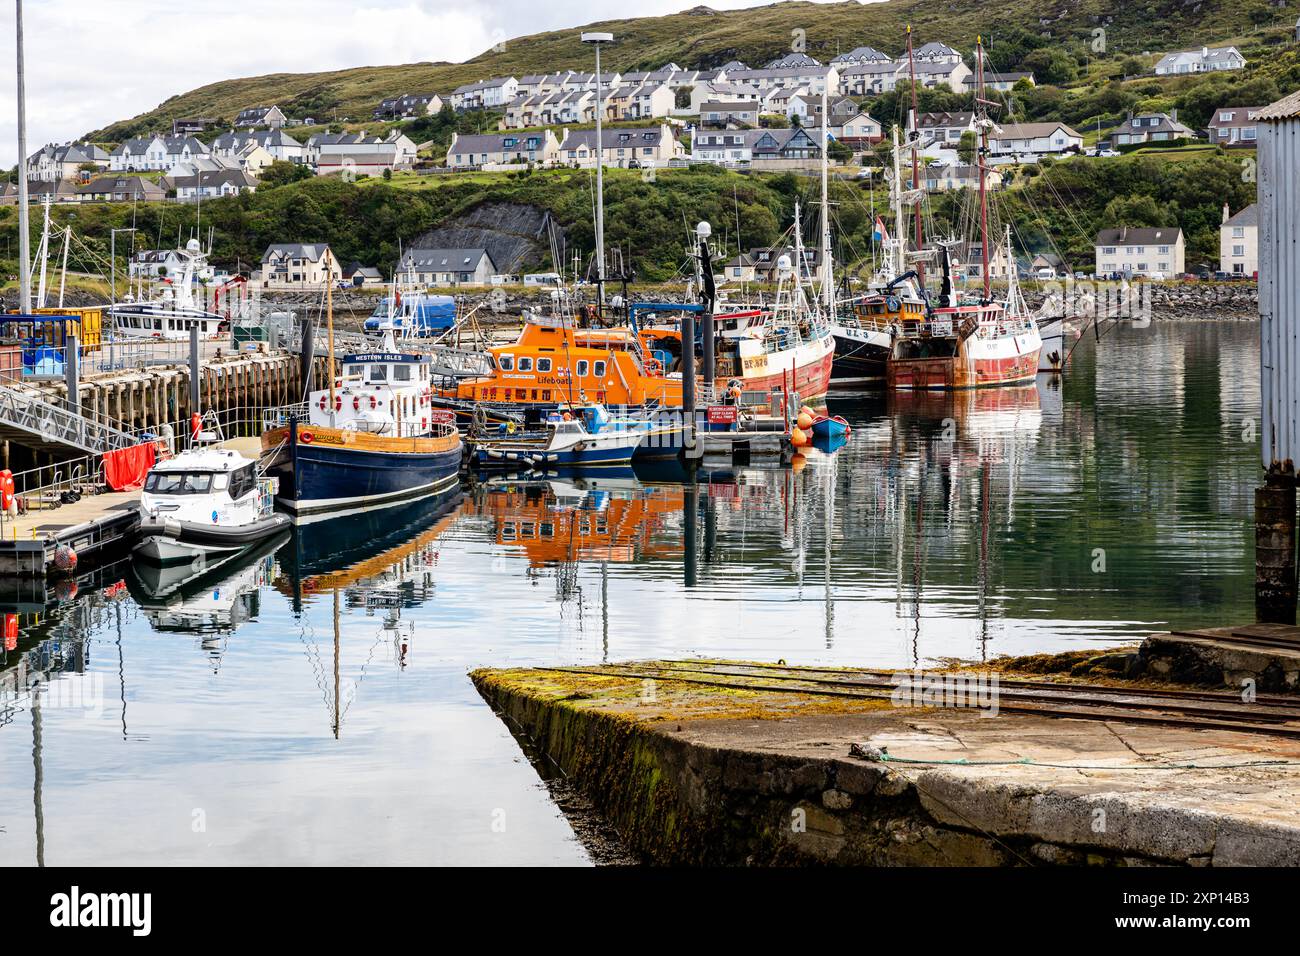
[885,38,1041,390]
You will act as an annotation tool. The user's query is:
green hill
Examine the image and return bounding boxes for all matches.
[89,0,1299,141]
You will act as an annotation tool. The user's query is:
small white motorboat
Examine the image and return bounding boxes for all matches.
[135,444,288,565]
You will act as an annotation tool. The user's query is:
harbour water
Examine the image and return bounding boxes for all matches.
[0,320,1261,866]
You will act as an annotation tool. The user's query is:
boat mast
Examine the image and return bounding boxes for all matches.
[35,197,50,309]
[977,37,991,301]
[891,125,907,279]
[820,80,833,319]
[15,0,32,313]
[326,251,336,427]
[906,25,924,288]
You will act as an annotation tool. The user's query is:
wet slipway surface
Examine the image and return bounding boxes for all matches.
[0,321,1260,865]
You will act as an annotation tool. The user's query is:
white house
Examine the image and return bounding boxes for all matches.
[915,111,976,147]
[692,129,763,164]
[26,142,108,182]
[1207,106,1263,147]
[726,65,840,96]
[212,129,306,165]
[1220,203,1258,276]
[129,249,189,279]
[910,59,972,93]
[987,122,1083,161]
[1154,46,1245,76]
[235,106,287,129]
[924,163,1002,193]
[838,111,882,147]
[451,77,520,110]
[398,247,497,287]
[1106,112,1197,149]
[838,61,905,96]
[689,81,763,113]
[446,130,561,168]
[1094,226,1185,278]
[172,169,259,202]
[831,46,892,67]
[109,135,210,172]
[260,243,341,289]
[961,71,1035,93]
[558,124,684,168]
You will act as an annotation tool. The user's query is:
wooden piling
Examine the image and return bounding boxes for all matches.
[1256,459,1297,625]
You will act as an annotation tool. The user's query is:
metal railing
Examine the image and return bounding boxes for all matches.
[0,380,138,454]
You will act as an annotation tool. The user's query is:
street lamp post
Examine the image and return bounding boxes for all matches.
[581,31,613,313]
[16,0,32,314]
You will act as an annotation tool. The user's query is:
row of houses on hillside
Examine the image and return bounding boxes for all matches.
[446,124,684,169]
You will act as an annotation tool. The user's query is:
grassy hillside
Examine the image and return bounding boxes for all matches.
[0,145,1254,289]
[89,0,1298,141]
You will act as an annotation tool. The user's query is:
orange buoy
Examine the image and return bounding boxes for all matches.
[800,405,817,419]
[796,411,814,430]
[790,427,809,447]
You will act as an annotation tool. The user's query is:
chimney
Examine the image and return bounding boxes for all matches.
[1223,202,1231,225]
[1201,46,1208,58]
[1171,108,1178,122]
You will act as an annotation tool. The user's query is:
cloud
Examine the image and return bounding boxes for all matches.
[0,0,844,165]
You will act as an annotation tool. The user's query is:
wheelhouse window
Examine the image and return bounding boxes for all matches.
[517,357,533,372]
[593,360,607,377]
[369,365,388,382]
[393,364,412,382]
[576,360,589,377]
[145,472,213,495]
[497,355,514,371]
[228,465,256,500]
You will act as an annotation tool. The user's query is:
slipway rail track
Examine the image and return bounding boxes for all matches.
[534,660,1300,740]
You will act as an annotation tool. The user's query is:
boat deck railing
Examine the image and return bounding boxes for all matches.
[262,402,309,433]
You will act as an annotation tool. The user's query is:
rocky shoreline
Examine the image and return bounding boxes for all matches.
[1,281,1258,324]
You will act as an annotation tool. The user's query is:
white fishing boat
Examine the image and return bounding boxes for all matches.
[474,405,652,468]
[108,238,227,341]
[136,429,289,564]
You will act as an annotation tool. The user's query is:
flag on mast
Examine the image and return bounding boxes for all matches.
[873,217,889,243]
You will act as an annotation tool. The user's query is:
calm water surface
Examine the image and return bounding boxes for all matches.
[0,321,1262,865]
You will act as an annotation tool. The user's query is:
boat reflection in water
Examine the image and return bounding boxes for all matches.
[468,472,684,572]
[127,532,289,635]
[277,485,464,597]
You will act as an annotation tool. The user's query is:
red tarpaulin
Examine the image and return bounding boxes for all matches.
[103,443,156,491]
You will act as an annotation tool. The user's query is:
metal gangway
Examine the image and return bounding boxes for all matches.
[0,379,139,454]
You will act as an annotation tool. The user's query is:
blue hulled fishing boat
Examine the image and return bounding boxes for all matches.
[260,326,462,518]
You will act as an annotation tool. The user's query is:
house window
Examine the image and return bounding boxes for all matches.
[1102,246,1116,255]
[1233,244,1245,257]
[1232,227,1244,238]
[1158,245,1170,254]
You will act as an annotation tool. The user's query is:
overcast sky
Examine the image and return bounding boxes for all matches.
[0,0,851,167]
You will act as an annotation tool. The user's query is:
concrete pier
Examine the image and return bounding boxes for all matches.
[0,489,139,577]
[473,654,1300,866]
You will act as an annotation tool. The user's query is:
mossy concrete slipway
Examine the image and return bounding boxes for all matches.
[471,645,1300,866]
